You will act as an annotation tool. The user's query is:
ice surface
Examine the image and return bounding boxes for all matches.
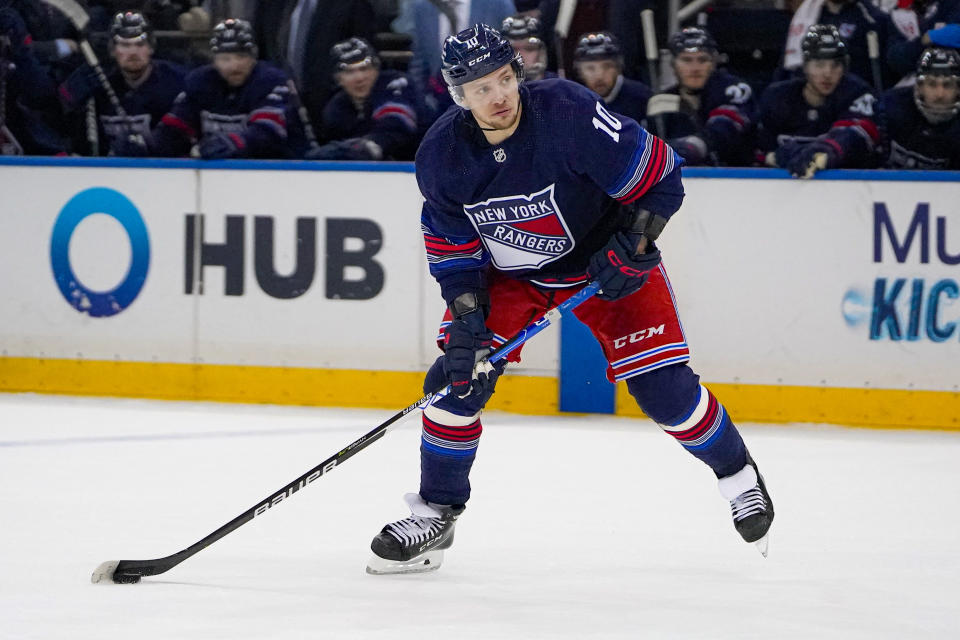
[1,394,958,639]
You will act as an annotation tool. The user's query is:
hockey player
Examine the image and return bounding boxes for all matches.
[573,32,652,125]
[58,12,185,156]
[0,7,64,155]
[307,38,420,161]
[885,0,960,84]
[780,0,890,89]
[366,23,774,576]
[500,15,553,82]
[649,27,757,166]
[882,47,960,169]
[151,19,305,159]
[759,24,880,178]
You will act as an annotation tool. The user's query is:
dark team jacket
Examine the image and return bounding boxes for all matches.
[416,78,685,304]
[758,74,880,168]
[59,59,186,155]
[603,75,653,125]
[153,61,305,158]
[321,69,421,160]
[654,70,758,166]
[1,44,64,155]
[881,86,960,169]
[886,1,960,81]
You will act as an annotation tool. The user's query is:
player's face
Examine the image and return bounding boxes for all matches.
[112,38,152,74]
[804,59,844,97]
[461,65,521,130]
[917,75,959,110]
[577,59,620,98]
[214,52,257,87]
[337,63,379,100]
[674,51,714,91]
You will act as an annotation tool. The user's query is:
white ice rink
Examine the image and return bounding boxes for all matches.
[1,393,958,639]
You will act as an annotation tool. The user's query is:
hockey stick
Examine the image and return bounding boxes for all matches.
[85,98,99,156]
[641,10,669,139]
[40,0,127,118]
[91,280,602,584]
[285,80,320,152]
[866,30,883,93]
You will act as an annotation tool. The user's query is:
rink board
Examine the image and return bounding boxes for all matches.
[0,159,957,428]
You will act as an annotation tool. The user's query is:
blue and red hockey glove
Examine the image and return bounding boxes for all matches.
[587,232,662,301]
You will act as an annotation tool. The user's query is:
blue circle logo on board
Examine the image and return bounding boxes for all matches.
[50,187,150,317]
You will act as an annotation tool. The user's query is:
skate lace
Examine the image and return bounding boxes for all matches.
[730,486,766,522]
[385,515,445,547]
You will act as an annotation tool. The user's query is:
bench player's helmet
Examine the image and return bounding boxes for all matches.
[501,15,547,78]
[801,24,848,66]
[442,23,524,105]
[110,11,153,48]
[573,32,622,64]
[668,27,718,57]
[210,18,257,57]
[914,47,960,124]
[331,37,380,71]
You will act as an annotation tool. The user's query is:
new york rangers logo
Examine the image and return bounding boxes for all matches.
[463,184,574,270]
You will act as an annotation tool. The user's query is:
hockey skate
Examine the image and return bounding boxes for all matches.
[366,493,464,575]
[718,454,774,557]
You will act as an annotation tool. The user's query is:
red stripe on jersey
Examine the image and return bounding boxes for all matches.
[620,137,667,204]
[161,114,195,138]
[373,105,416,121]
[708,107,746,128]
[249,111,286,127]
[832,118,880,142]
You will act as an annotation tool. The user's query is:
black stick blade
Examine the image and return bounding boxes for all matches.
[91,560,144,584]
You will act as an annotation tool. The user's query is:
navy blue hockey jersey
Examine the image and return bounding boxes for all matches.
[603,75,653,125]
[321,69,421,160]
[60,59,185,155]
[882,86,960,169]
[758,74,880,167]
[417,79,684,302]
[154,62,305,158]
[655,70,758,166]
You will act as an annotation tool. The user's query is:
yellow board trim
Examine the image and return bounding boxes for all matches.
[616,383,960,431]
[2,357,958,430]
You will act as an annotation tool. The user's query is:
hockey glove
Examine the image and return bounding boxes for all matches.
[198,132,246,159]
[110,133,151,157]
[668,135,709,166]
[786,139,840,179]
[59,64,101,106]
[443,309,506,410]
[587,232,662,301]
[305,138,382,161]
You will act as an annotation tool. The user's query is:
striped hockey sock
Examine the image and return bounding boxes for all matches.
[419,405,482,506]
[660,385,747,478]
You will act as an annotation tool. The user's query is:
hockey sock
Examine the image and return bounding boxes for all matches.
[419,404,482,506]
[659,384,747,478]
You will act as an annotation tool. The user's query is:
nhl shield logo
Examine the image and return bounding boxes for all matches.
[462,184,574,270]
[493,147,506,163]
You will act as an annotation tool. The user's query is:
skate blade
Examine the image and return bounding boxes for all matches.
[366,550,444,575]
[754,534,769,558]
